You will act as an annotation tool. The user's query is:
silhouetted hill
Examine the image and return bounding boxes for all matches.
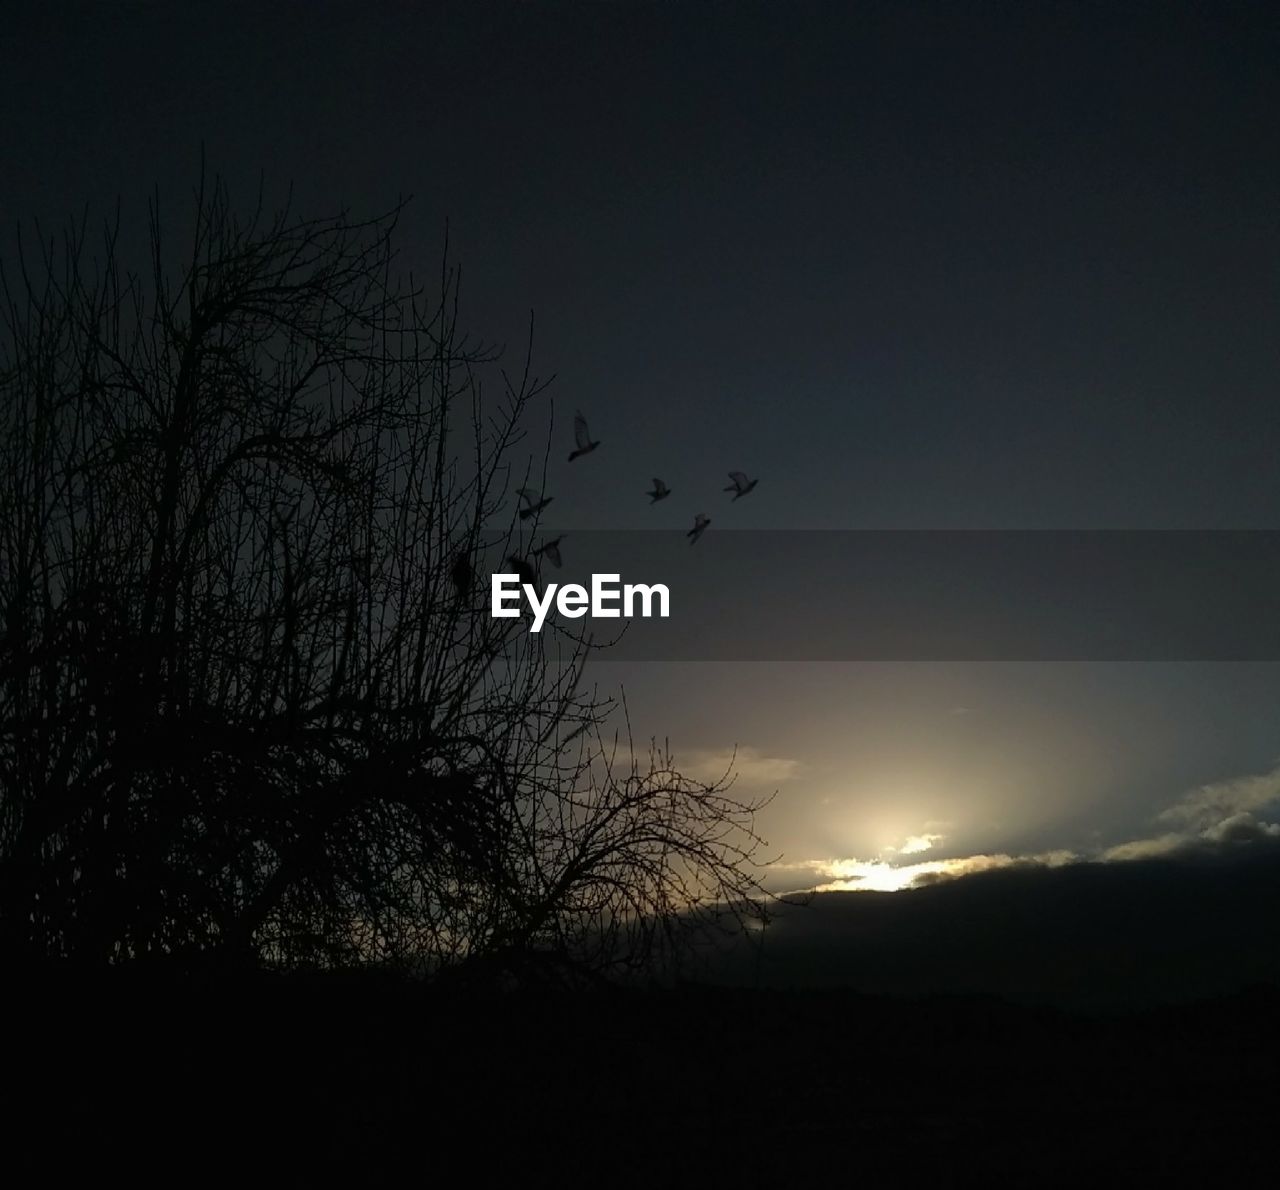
[693,841,1280,1008]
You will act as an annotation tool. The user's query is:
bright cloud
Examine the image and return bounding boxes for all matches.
[1100,834,1185,863]
[895,833,946,855]
[774,849,1077,894]
[784,764,1280,897]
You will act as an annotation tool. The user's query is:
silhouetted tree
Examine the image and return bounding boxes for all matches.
[0,175,773,981]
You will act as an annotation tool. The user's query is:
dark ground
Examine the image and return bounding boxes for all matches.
[6,968,1277,1183]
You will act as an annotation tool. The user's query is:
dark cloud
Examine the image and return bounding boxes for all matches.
[695,840,1280,1009]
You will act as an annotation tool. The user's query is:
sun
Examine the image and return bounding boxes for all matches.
[820,857,933,893]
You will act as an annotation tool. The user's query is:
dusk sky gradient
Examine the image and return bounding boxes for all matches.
[5,1,1278,890]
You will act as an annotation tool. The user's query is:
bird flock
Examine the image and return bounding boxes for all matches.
[507,409,759,574]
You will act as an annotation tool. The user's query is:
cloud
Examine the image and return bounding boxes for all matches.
[680,746,803,786]
[1100,834,1185,862]
[775,849,1077,894]
[894,832,945,855]
[1202,812,1280,845]
[700,844,1280,1008]
[1103,763,1280,862]
[1157,766,1280,833]
[778,765,1280,899]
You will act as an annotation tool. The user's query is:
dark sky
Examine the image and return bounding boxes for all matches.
[4,0,1279,888]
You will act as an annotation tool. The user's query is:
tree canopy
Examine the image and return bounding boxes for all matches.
[0,177,775,983]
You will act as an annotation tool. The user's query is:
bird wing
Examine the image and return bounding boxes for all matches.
[727,471,748,489]
[653,478,667,493]
[517,487,541,505]
[574,411,592,450]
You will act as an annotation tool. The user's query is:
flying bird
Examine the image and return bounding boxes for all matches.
[567,410,600,461]
[687,513,711,544]
[532,536,564,568]
[505,554,537,587]
[724,471,758,501]
[517,487,553,521]
[647,478,670,504]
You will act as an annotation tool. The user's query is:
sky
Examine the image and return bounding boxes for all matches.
[3,1,1279,898]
